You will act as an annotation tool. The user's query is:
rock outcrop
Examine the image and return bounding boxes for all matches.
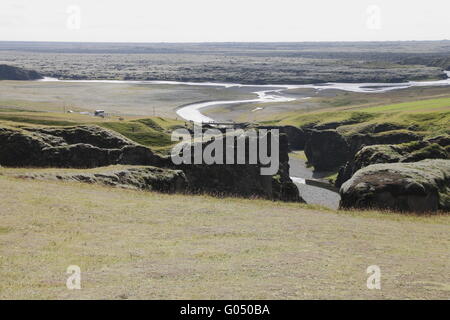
[173,130,302,202]
[256,125,307,151]
[0,125,164,168]
[0,64,43,80]
[304,129,351,171]
[281,126,307,150]
[16,166,188,194]
[339,159,450,213]
[0,124,301,201]
[336,140,449,187]
[303,126,421,171]
[427,135,450,153]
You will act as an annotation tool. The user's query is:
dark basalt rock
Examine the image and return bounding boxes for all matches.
[335,140,449,187]
[0,64,43,80]
[256,125,307,151]
[282,125,307,150]
[173,130,303,202]
[345,130,422,155]
[304,129,351,171]
[0,125,162,168]
[0,124,300,201]
[303,127,422,171]
[17,166,188,194]
[27,126,134,149]
[372,123,405,133]
[339,159,450,213]
[426,135,450,151]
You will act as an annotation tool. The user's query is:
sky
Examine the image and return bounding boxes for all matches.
[0,0,449,42]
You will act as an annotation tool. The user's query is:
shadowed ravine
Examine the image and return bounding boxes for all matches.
[170,73,450,209]
[39,74,450,209]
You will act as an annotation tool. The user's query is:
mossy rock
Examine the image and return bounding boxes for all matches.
[335,140,449,187]
[17,166,188,194]
[340,159,450,213]
[0,125,163,168]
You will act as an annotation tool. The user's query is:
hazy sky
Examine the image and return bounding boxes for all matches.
[1,0,449,42]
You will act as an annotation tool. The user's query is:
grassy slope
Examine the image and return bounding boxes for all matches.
[0,109,184,151]
[259,89,450,182]
[0,175,449,299]
[228,86,450,123]
[360,97,450,113]
[100,119,176,148]
[265,95,450,137]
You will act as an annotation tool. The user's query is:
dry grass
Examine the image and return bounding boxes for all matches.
[0,80,254,118]
[0,174,449,300]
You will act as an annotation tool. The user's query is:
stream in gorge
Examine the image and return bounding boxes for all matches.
[41,72,450,209]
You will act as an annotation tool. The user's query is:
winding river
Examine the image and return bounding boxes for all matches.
[41,73,450,209]
[42,71,450,124]
[173,71,450,123]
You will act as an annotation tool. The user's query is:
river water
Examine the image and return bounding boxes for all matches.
[173,71,450,123]
[42,72,450,123]
[40,73,450,209]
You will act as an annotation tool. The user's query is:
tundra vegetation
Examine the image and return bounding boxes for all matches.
[257,88,450,212]
[0,174,449,299]
[0,41,449,299]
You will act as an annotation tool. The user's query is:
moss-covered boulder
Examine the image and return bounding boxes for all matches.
[427,135,450,154]
[336,140,449,187]
[17,166,188,194]
[0,125,163,168]
[27,125,135,148]
[339,159,450,213]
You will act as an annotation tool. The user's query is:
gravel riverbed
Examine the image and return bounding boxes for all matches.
[289,156,340,210]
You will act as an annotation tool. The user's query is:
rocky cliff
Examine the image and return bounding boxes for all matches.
[171,129,301,202]
[0,125,163,168]
[0,124,301,202]
[0,64,43,80]
[254,125,307,151]
[303,126,421,171]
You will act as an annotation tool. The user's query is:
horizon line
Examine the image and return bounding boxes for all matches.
[1,39,450,44]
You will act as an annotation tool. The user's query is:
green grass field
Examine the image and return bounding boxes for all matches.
[360,97,450,113]
[100,120,174,148]
[263,95,450,137]
[0,109,184,151]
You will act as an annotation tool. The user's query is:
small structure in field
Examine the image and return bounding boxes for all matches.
[94,110,105,117]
